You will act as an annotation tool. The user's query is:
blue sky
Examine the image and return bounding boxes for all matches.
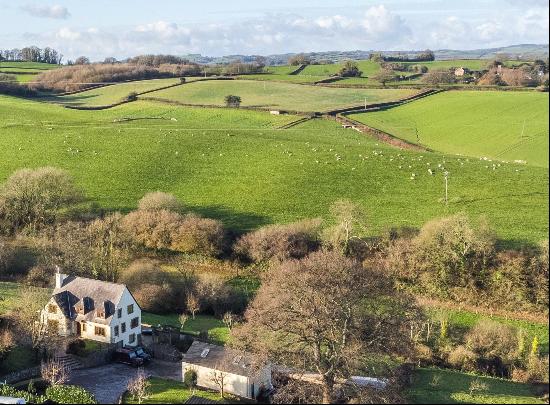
[0,0,548,60]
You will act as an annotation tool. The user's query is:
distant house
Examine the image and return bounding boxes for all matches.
[41,270,141,347]
[181,341,272,399]
[454,67,471,77]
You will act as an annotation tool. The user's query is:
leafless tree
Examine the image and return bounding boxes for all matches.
[324,200,368,256]
[222,312,235,331]
[41,359,69,386]
[233,250,420,404]
[186,294,200,320]
[127,368,151,404]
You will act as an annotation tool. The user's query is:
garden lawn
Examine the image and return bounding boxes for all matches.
[145,79,415,112]
[0,96,547,245]
[122,377,241,404]
[353,91,549,168]
[406,368,546,404]
[141,314,229,345]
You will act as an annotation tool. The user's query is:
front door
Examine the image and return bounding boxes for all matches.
[76,321,81,336]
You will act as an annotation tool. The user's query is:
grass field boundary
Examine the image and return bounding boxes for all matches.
[277,115,316,129]
[289,64,307,75]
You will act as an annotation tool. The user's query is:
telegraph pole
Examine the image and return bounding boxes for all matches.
[444,171,450,205]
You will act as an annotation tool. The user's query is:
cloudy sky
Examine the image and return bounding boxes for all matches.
[0,0,548,60]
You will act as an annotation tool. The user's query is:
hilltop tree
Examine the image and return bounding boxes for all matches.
[233,250,419,404]
[224,95,242,108]
[339,61,362,77]
[288,53,311,66]
[74,56,90,65]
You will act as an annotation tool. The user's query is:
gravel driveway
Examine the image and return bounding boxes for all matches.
[68,361,183,404]
[68,363,138,404]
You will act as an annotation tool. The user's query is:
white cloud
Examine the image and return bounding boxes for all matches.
[21,4,70,19]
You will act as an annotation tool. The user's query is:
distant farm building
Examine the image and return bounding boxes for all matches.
[454,67,471,77]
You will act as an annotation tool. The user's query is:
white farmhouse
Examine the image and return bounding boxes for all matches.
[41,271,142,347]
[182,341,272,400]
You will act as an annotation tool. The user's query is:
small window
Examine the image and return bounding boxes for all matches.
[129,333,136,344]
[94,326,106,337]
[121,323,126,334]
[48,304,57,314]
[114,326,119,337]
[47,319,59,332]
[127,304,134,315]
[82,322,87,332]
[131,317,139,329]
[117,308,122,319]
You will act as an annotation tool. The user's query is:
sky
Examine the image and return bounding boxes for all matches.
[0,0,548,61]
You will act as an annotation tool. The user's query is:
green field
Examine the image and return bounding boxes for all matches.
[425,306,549,355]
[353,91,550,168]
[402,59,526,72]
[0,95,547,244]
[300,60,382,78]
[146,80,415,112]
[0,62,60,70]
[407,368,545,404]
[50,78,182,106]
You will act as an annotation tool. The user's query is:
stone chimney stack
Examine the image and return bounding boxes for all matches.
[55,265,68,289]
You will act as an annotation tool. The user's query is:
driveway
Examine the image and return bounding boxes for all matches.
[68,363,137,404]
[68,361,183,404]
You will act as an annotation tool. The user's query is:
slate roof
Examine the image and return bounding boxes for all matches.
[183,341,259,378]
[51,276,127,325]
[184,396,219,405]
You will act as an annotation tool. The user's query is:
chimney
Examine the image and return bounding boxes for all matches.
[55,265,68,289]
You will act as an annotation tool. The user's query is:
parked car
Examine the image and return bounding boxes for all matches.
[113,348,144,367]
[130,346,152,362]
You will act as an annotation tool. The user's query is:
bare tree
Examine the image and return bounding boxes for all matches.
[41,359,69,386]
[179,313,189,330]
[12,286,51,352]
[222,312,235,331]
[127,368,151,404]
[210,366,230,398]
[324,200,368,256]
[186,294,200,320]
[233,250,420,404]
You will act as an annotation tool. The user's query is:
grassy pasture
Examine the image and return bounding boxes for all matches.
[145,80,415,112]
[353,91,549,168]
[0,96,547,244]
[238,73,323,84]
[50,78,182,106]
[407,368,545,404]
[300,60,382,78]
[0,62,60,70]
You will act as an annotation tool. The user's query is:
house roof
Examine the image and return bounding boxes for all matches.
[51,276,127,325]
[184,396,219,405]
[182,341,260,378]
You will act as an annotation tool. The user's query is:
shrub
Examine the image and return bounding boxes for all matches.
[422,70,456,85]
[172,214,226,257]
[183,369,198,388]
[66,339,86,355]
[0,384,45,404]
[526,355,549,383]
[126,92,138,102]
[339,61,362,77]
[0,330,15,362]
[448,345,478,372]
[0,167,82,234]
[45,385,96,404]
[122,209,183,251]
[25,265,54,287]
[235,219,322,262]
[138,192,183,212]
[133,283,176,313]
[224,95,242,108]
[466,321,518,362]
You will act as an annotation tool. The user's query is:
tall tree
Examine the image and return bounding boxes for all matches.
[233,250,419,404]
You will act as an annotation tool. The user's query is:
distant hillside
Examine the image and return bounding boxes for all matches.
[182,44,549,65]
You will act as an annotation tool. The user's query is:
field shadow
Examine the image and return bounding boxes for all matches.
[185,203,272,234]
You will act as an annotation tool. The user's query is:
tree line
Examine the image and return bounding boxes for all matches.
[0,46,62,64]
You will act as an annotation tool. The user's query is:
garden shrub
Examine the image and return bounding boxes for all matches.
[448,345,478,372]
[183,369,198,388]
[45,385,96,404]
[138,192,183,213]
[235,219,322,262]
[172,214,226,257]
